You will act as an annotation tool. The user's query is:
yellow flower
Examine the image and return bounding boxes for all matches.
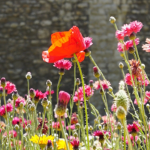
[56,138,73,150]
[30,135,54,149]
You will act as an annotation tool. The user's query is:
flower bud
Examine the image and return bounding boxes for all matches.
[46,80,52,87]
[25,72,32,80]
[7,99,12,103]
[89,80,93,88]
[119,62,124,69]
[71,57,76,63]
[103,124,107,130]
[47,140,52,150]
[108,86,113,92]
[93,145,96,150]
[116,106,126,120]
[128,47,135,54]
[100,89,104,95]
[41,97,48,108]
[29,88,35,98]
[14,124,19,130]
[120,53,125,58]
[146,104,149,109]
[89,125,93,131]
[117,122,122,130]
[19,102,24,109]
[98,124,102,130]
[80,102,84,108]
[24,94,28,100]
[93,66,100,78]
[1,77,6,88]
[136,137,141,145]
[12,90,18,100]
[76,78,80,86]
[73,132,78,138]
[29,103,35,112]
[84,49,91,56]
[75,123,80,129]
[141,64,145,69]
[59,68,65,75]
[0,87,3,97]
[129,32,136,40]
[109,16,116,24]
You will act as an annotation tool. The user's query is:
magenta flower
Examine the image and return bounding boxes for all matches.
[134,98,148,105]
[66,124,75,130]
[122,24,132,37]
[70,139,80,149]
[127,122,140,136]
[34,90,46,101]
[142,38,150,52]
[0,103,13,116]
[115,30,125,40]
[3,130,17,138]
[59,91,70,105]
[111,104,117,112]
[52,121,64,130]
[73,85,94,102]
[15,97,26,108]
[93,80,110,90]
[130,21,143,33]
[84,37,93,48]
[54,59,72,70]
[12,117,20,125]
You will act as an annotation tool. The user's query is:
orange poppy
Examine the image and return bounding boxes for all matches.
[42,26,92,63]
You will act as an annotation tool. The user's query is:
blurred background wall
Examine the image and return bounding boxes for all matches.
[0,0,149,122]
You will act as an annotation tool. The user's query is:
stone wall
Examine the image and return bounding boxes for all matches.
[0,0,89,104]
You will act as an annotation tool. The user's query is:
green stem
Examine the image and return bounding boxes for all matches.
[58,117,69,150]
[56,75,62,103]
[27,79,30,95]
[73,53,90,150]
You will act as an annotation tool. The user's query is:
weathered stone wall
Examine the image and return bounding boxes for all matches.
[0,0,89,103]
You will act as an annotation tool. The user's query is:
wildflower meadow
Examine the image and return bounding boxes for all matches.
[0,17,150,150]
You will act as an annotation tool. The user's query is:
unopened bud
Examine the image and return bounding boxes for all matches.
[93,66,100,78]
[93,145,96,150]
[117,122,122,130]
[25,72,32,80]
[129,32,136,40]
[75,123,80,129]
[108,86,113,92]
[84,49,91,56]
[29,88,35,98]
[41,97,48,107]
[29,103,35,112]
[47,140,52,150]
[12,90,18,100]
[7,99,12,103]
[89,125,93,131]
[141,64,145,69]
[146,104,149,109]
[14,124,19,130]
[71,57,76,63]
[116,106,126,120]
[89,80,93,88]
[0,87,3,97]
[128,47,135,54]
[46,80,52,87]
[1,77,6,88]
[109,16,116,24]
[73,132,78,138]
[59,68,65,75]
[76,78,80,85]
[119,62,124,69]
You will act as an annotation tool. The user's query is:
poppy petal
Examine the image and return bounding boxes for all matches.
[76,51,85,62]
[51,31,70,44]
[42,50,66,63]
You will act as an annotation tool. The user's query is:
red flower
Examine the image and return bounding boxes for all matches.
[127,122,140,136]
[42,26,92,63]
[70,139,80,149]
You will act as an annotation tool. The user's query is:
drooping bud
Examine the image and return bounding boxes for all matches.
[129,32,136,40]
[93,66,100,78]
[84,49,91,56]
[109,16,116,24]
[25,72,32,80]
[116,106,126,120]
[119,62,124,69]
[128,47,135,54]
[1,77,6,88]
[119,80,125,90]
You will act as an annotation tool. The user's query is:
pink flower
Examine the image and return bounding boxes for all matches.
[0,81,16,94]
[134,98,148,105]
[93,80,110,90]
[59,91,70,105]
[3,130,17,138]
[12,117,20,125]
[15,97,26,108]
[0,103,13,116]
[130,21,143,33]
[142,38,150,52]
[44,90,54,96]
[52,121,64,130]
[146,91,150,100]
[34,90,45,100]
[127,122,140,133]
[84,37,93,48]
[102,115,116,124]
[73,85,94,102]
[123,134,138,145]
[66,124,75,130]
[70,139,80,149]
[54,111,68,118]
[122,24,132,36]
[54,59,72,70]
[111,104,117,112]
[115,30,125,40]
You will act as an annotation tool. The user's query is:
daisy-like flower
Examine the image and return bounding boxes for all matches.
[127,122,140,136]
[56,138,73,150]
[30,135,54,149]
[54,59,72,70]
[93,80,111,90]
[70,139,80,150]
[73,85,94,102]
[142,38,150,52]
[0,103,13,117]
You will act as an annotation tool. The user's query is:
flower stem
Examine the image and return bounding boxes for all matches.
[58,117,69,150]
[57,75,62,103]
[73,53,90,150]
